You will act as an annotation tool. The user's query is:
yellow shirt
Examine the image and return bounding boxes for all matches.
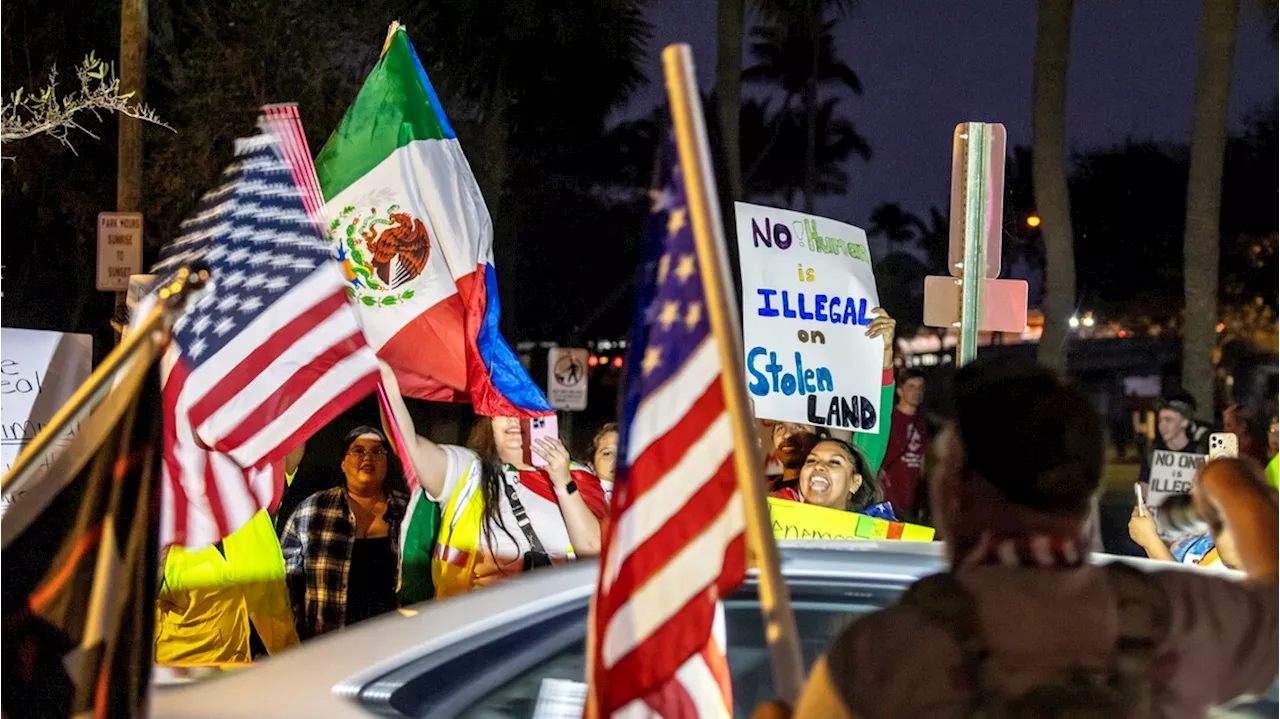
[155,509,298,665]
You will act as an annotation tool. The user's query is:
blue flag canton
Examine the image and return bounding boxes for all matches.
[634,140,711,398]
[154,134,328,366]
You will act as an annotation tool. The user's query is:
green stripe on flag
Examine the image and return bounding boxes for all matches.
[316,30,453,200]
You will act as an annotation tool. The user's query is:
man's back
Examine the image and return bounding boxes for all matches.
[796,564,1278,719]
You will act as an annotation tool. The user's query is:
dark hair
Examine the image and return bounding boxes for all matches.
[589,422,619,460]
[344,425,387,452]
[341,425,406,495]
[467,417,521,560]
[953,359,1103,515]
[807,438,882,512]
[897,368,926,385]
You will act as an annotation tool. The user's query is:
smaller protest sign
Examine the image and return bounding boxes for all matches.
[546,348,588,411]
[1145,449,1206,508]
[768,497,935,542]
[2,328,93,515]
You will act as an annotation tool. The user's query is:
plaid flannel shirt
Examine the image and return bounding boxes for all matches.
[281,486,408,639]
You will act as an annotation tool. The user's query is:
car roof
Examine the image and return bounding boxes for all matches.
[148,541,1236,718]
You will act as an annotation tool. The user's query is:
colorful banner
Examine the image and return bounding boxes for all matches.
[768,497,935,542]
[734,202,882,433]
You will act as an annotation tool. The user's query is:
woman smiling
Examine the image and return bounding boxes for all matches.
[773,438,884,514]
[281,426,408,639]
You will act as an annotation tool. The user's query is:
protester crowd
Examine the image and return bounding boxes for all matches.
[149,307,1279,719]
[153,307,915,662]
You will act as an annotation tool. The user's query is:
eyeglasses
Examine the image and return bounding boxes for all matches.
[347,447,388,460]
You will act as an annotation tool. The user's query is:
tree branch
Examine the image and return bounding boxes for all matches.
[0,52,173,157]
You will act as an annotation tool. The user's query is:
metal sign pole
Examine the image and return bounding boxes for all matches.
[958,123,992,366]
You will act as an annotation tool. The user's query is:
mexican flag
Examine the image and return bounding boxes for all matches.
[315,25,551,418]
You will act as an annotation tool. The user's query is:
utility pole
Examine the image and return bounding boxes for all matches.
[114,0,147,335]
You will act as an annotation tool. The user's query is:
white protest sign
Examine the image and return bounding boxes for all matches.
[547,347,589,411]
[1145,449,1205,508]
[2,328,93,514]
[97,211,144,291]
[734,202,882,433]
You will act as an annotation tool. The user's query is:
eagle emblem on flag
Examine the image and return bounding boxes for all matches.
[333,202,432,306]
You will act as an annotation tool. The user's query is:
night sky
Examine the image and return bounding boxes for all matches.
[627,0,1278,229]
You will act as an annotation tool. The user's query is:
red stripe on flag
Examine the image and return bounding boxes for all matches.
[187,290,349,428]
[250,371,380,470]
[595,458,736,619]
[210,330,370,452]
[641,675,699,718]
[203,459,231,540]
[617,380,726,508]
[162,359,193,547]
[603,587,718,714]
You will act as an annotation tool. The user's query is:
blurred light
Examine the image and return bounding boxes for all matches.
[612,356,623,368]
[588,355,599,367]
[1216,322,1226,333]
[1082,313,1095,328]
[598,340,613,350]
[1068,315,1080,329]
[599,355,610,365]
[1118,330,1128,338]
[1026,215,1041,228]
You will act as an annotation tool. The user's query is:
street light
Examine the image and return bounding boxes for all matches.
[1026,214,1041,228]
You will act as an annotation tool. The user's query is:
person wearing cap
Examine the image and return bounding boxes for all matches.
[1138,396,1210,488]
[280,426,410,640]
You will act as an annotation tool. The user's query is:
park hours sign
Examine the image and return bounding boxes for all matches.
[97,212,144,291]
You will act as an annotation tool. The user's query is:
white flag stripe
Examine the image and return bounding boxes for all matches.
[229,346,379,464]
[625,338,721,464]
[603,414,733,588]
[675,653,732,719]
[602,494,745,668]
[183,268,344,391]
[194,308,365,443]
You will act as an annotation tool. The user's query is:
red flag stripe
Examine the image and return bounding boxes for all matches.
[186,289,349,428]
[208,330,370,451]
[253,372,380,473]
[596,458,736,618]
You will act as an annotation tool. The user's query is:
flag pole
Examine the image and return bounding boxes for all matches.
[661,43,806,705]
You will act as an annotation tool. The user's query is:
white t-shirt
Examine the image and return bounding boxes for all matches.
[433,445,581,575]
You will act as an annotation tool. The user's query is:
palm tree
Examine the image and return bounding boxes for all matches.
[1182,0,1240,415]
[1031,0,1076,369]
[746,1,860,212]
[741,97,870,205]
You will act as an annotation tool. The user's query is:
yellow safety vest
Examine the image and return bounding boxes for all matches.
[432,461,484,599]
[155,509,299,665]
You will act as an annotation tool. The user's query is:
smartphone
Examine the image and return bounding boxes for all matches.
[1133,482,1145,517]
[1208,432,1238,461]
[522,415,560,468]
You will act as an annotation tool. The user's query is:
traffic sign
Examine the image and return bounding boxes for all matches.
[96,212,143,292]
[948,123,1005,280]
[547,347,589,411]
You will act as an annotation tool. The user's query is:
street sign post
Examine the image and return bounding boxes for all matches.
[96,212,143,292]
[547,347,589,411]
[924,122,1027,364]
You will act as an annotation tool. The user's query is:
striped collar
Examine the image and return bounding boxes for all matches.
[954,531,1088,570]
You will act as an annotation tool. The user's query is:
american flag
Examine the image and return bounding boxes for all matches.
[154,123,380,548]
[587,135,746,718]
